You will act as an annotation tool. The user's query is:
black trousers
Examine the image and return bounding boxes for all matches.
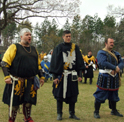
[57,100,75,115]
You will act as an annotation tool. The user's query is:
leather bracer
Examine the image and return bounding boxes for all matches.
[78,70,82,78]
[1,61,10,77]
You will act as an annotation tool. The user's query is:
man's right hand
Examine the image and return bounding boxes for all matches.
[5,78,12,84]
[115,66,120,73]
[53,78,59,84]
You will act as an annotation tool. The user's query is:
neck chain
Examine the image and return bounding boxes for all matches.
[22,46,31,53]
[19,42,31,53]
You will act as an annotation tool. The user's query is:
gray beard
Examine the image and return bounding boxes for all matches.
[24,41,30,46]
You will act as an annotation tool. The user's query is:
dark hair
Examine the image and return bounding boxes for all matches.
[105,38,108,43]
[63,30,71,36]
[105,38,113,43]
[88,50,92,53]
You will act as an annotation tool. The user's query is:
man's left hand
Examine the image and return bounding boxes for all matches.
[39,79,44,87]
[78,77,82,82]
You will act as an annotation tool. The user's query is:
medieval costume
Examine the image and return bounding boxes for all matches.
[41,56,51,82]
[39,52,46,62]
[50,42,85,120]
[93,48,123,118]
[83,55,95,84]
[1,43,44,122]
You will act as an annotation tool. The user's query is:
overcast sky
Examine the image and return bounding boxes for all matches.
[31,0,124,28]
[80,0,124,20]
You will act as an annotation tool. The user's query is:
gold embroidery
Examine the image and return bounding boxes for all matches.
[30,85,36,98]
[84,55,95,64]
[70,43,75,56]
[64,62,70,70]
[14,80,24,96]
[55,74,64,88]
[25,79,27,87]
[63,43,75,70]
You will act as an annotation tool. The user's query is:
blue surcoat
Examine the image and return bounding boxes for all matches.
[96,50,123,91]
[41,61,51,79]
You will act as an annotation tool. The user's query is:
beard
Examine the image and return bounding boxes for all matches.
[24,41,30,46]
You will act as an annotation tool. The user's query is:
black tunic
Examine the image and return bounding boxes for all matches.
[83,55,94,78]
[10,43,38,77]
[50,42,85,103]
[2,43,39,106]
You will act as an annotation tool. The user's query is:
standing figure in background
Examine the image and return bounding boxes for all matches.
[83,50,95,84]
[80,49,85,83]
[50,30,85,121]
[41,56,52,82]
[1,28,45,122]
[47,49,53,63]
[93,38,123,119]
[47,49,53,81]
[39,51,46,62]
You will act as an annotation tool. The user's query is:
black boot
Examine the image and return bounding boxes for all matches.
[57,100,63,120]
[108,100,112,109]
[90,78,92,84]
[69,103,80,120]
[94,100,101,119]
[84,77,87,84]
[110,101,123,117]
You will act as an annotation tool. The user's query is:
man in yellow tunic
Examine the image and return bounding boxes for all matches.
[1,28,45,122]
[83,51,95,84]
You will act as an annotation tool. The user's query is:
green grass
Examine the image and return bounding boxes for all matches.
[0,68,124,122]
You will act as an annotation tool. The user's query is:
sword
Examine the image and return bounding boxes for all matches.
[9,75,18,117]
[42,69,52,77]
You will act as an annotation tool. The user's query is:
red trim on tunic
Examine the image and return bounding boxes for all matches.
[97,85,119,91]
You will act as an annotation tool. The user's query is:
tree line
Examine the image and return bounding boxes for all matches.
[1,14,124,57]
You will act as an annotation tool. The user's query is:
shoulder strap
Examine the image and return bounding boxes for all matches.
[102,48,118,63]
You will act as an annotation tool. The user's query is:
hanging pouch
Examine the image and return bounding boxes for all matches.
[34,76,40,90]
[72,71,78,81]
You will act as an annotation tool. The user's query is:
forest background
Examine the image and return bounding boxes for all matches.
[1,0,124,57]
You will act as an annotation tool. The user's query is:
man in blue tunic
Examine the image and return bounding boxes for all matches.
[41,56,52,82]
[93,38,123,118]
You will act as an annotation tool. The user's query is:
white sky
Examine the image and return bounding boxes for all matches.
[30,0,124,28]
[80,0,124,20]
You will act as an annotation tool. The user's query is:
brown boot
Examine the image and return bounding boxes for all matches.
[9,110,17,122]
[23,103,34,122]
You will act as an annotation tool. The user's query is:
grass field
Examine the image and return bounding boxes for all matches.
[0,68,124,122]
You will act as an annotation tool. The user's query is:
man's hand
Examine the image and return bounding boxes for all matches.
[86,66,88,68]
[5,78,12,84]
[39,79,44,87]
[78,77,82,82]
[115,66,120,73]
[53,78,59,84]
[111,70,115,75]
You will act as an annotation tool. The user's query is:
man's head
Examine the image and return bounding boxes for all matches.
[62,30,71,43]
[20,28,31,46]
[88,50,92,56]
[44,56,48,62]
[105,38,114,51]
[49,49,53,55]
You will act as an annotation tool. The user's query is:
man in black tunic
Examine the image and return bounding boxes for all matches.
[1,28,45,122]
[50,30,85,120]
[83,51,96,84]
